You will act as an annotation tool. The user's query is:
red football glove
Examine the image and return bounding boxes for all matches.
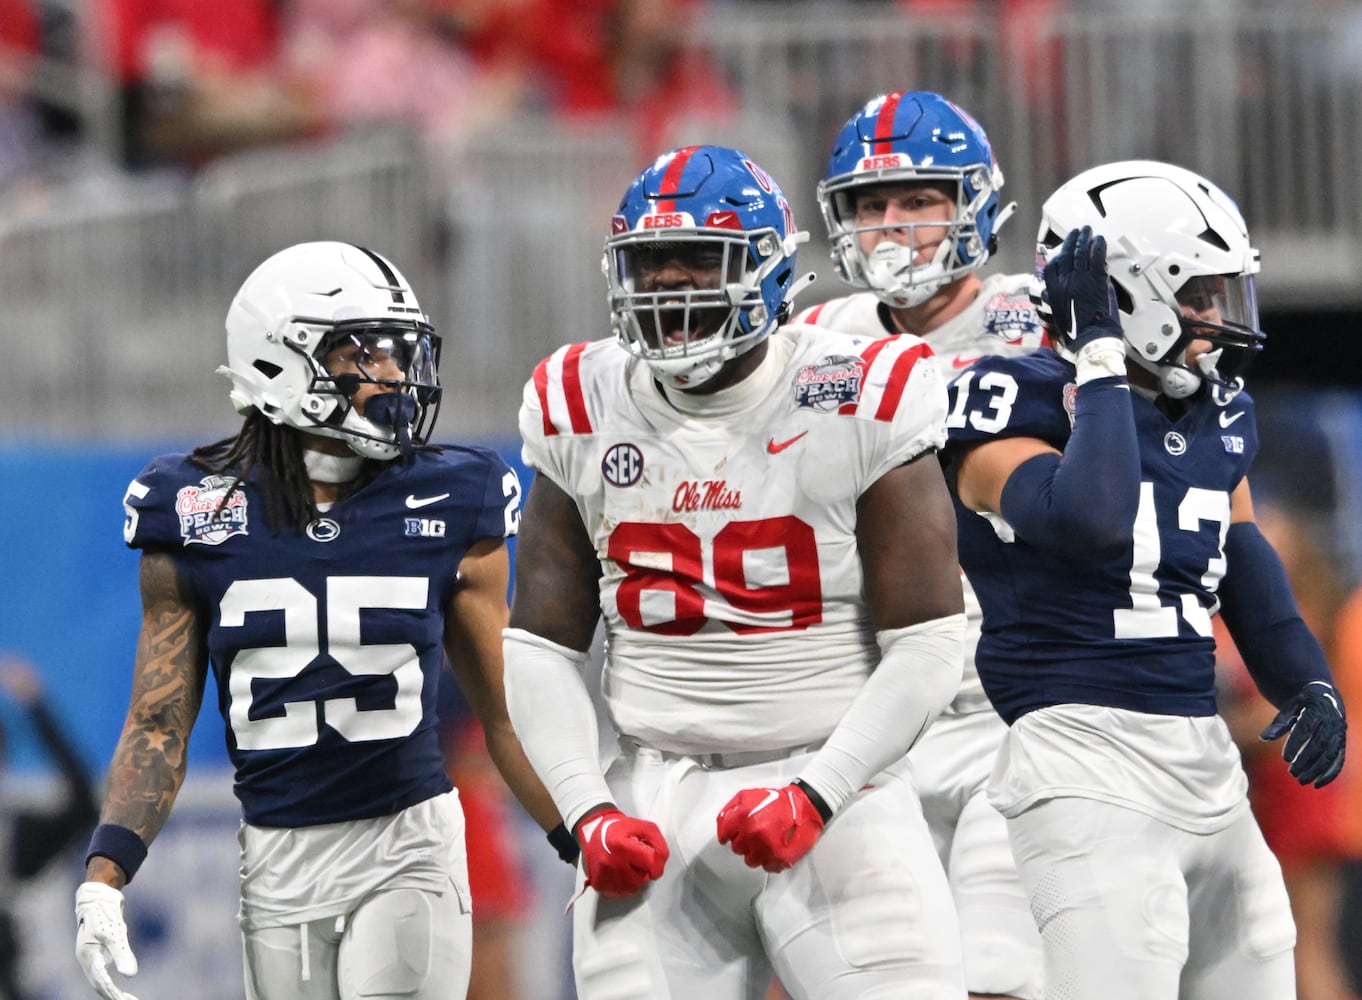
[576,808,670,897]
[716,784,826,873]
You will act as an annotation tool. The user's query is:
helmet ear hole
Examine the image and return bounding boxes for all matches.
[1111,281,1134,316]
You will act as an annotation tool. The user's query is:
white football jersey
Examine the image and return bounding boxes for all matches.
[792,273,1046,714]
[521,326,949,756]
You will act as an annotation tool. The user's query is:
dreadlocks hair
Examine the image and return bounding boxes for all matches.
[189,411,319,536]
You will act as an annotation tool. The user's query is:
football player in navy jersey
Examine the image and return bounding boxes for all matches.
[73,242,564,1000]
[942,161,1348,999]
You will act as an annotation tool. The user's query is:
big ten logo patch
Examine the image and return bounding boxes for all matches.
[405,518,446,538]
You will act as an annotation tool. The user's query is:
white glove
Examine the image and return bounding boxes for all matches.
[75,882,140,1000]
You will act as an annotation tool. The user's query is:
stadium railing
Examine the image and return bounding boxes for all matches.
[1,4,1359,440]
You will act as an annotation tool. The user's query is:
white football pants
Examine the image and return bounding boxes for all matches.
[572,744,966,1000]
[915,710,1043,999]
[1007,796,1295,1000]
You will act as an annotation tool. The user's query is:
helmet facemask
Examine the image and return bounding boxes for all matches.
[604,145,808,392]
[607,227,796,390]
[822,169,1002,309]
[305,320,442,459]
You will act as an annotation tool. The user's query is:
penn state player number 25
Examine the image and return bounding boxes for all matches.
[221,576,427,750]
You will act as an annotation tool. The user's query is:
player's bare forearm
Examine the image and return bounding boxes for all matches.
[447,539,565,832]
[481,717,565,832]
[91,552,207,878]
[509,475,602,649]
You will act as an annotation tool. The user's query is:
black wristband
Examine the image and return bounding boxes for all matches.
[86,824,148,884]
[547,822,581,865]
[792,779,834,824]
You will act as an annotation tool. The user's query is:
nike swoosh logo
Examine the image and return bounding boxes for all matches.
[1218,410,1244,427]
[405,493,450,509]
[951,355,981,368]
[598,818,618,854]
[747,788,781,817]
[767,431,808,454]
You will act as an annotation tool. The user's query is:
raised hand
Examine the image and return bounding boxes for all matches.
[1044,225,1123,349]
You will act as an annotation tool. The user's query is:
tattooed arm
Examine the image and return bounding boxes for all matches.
[84,552,209,889]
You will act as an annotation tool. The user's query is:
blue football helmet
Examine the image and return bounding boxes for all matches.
[1036,160,1264,399]
[604,145,808,389]
[818,91,1011,309]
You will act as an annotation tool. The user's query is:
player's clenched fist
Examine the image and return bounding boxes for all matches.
[717,784,825,873]
[577,807,670,896]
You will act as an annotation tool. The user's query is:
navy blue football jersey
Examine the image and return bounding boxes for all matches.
[122,445,522,827]
[944,351,1258,724]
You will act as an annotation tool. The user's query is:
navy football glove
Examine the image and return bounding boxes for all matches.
[1260,680,1347,788]
[1044,225,1123,351]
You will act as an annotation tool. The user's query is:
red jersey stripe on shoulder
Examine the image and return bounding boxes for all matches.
[657,146,700,215]
[873,340,933,422]
[532,343,593,436]
[836,336,895,415]
[873,93,903,155]
[559,342,592,434]
[532,355,557,436]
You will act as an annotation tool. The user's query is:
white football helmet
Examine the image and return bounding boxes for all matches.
[219,242,441,459]
[1036,160,1264,398]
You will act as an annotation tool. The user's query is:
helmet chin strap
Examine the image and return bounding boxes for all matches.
[865,241,943,309]
[1158,365,1201,399]
[1157,346,1226,401]
[366,392,417,456]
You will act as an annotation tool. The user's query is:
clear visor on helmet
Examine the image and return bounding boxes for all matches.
[316,320,440,394]
[306,319,443,453]
[1171,272,1264,381]
[608,233,749,360]
[1175,273,1258,333]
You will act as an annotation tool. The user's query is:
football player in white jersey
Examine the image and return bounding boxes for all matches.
[792,91,1045,1000]
[944,163,1348,999]
[72,242,565,1000]
[504,144,970,999]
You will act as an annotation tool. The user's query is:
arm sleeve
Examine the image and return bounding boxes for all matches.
[11,700,99,880]
[1217,521,1336,709]
[999,377,1140,558]
[502,627,613,831]
[795,613,965,816]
